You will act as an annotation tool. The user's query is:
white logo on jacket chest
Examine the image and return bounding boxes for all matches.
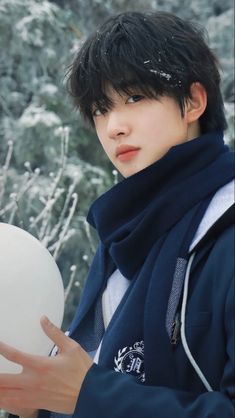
[114,340,145,382]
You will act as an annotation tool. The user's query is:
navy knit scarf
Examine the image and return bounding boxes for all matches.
[68,131,234,387]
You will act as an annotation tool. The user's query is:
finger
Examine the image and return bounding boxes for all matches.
[0,340,45,370]
[40,316,74,352]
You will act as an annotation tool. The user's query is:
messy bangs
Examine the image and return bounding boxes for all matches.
[67,13,187,125]
[67,12,227,133]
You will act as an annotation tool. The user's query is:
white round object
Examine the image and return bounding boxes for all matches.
[0,223,65,373]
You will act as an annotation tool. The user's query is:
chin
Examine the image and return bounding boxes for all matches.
[121,167,142,178]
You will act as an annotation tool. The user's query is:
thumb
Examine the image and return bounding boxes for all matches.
[40,316,70,352]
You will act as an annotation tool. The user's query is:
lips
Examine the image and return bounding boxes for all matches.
[116,145,140,161]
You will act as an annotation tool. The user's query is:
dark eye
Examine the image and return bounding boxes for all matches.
[92,108,102,117]
[92,107,107,117]
[127,95,144,103]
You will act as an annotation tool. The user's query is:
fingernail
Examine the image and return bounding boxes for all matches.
[41,315,50,324]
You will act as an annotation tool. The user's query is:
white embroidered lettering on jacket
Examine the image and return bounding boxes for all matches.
[114,340,145,382]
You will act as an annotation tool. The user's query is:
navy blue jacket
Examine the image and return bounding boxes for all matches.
[71,210,234,418]
[37,133,235,418]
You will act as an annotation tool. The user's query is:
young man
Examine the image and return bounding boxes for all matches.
[0,11,234,418]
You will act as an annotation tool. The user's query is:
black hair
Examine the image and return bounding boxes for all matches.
[67,11,227,133]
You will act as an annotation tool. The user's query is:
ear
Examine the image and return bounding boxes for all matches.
[185,82,207,124]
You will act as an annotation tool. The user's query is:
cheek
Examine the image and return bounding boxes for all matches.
[96,130,114,160]
[142,107,168,128]
[150,109,187,137]
[95,125,107,148]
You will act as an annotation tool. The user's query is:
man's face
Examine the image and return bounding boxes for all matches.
[93,87,195,178]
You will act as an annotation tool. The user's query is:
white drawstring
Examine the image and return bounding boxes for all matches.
[180,252,213,392]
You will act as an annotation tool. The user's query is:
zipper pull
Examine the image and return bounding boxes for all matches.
[171,312,181,346]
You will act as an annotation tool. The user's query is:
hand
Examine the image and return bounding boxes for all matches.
[19,412,38,418]
[0,316,93,414]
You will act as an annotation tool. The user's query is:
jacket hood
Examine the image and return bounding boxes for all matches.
[189,180,234,254]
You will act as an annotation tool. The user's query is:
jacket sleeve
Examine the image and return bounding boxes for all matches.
[72,277,235,418]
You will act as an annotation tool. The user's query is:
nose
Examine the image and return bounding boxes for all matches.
[107,111,131,140]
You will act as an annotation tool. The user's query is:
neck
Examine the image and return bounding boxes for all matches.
[187,121,201,142]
